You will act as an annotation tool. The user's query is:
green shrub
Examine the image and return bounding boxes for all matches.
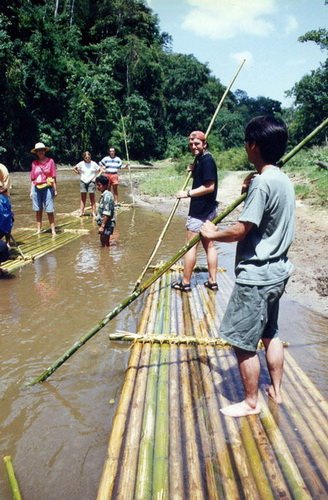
[214,147,250,171]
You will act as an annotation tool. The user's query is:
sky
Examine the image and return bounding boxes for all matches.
[146,0,327,107]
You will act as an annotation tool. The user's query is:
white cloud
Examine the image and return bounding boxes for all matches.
[284,15,298,36]
[182,0,276,39]
[231,51,254,68]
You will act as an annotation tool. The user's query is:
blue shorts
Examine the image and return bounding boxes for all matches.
[219,279,288,352]
[186,207,217,233]
[32,186,55,212]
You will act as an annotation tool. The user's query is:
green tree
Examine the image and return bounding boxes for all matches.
[287,25,328,144]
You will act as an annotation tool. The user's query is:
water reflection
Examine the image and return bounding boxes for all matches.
[75,243,100,274]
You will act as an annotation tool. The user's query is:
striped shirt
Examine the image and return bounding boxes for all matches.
[100,155,122,174]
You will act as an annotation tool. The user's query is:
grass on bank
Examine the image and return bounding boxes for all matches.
[135,145,328,208]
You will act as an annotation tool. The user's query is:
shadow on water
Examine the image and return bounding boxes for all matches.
[0,171,327,499]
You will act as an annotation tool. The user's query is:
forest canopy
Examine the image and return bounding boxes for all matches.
[0,0,327,169]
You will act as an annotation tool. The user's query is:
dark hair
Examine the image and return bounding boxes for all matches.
[95,174,109,186]
[245,115,288,164]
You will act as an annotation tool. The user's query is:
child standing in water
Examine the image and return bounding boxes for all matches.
[95,175,115,247]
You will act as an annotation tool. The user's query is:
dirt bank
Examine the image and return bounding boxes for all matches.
[135,171,328,317]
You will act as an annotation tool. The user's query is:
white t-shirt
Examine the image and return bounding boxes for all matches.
[76,160,100,184]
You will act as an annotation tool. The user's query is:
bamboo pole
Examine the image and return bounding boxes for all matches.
[190,287,259,497]
[168,275,184,498]
[3,456,22,500]
[132,59,246,291]
[115,279,161,499]
[121,114,135,206]
[29,118,328,384]
[97,281,155,499]
[134,292,162,498]
[152,273,170,498]
[258,392,312,498]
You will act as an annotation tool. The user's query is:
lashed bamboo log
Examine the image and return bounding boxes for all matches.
[284,350,328,415]
[135,293,162,498]
[152,273,170,498]
[133,59,246,291]
[29,118,328,384]
[258,392,312,498]
[115,280,161,499]
[258,370,327,496]
[219,348,289,498]
[97,280,155,499]
[190,288,261,497]
[168,274,184,497]
[3,456,22,500]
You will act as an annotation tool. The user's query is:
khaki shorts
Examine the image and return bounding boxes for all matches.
[219,279,288,352]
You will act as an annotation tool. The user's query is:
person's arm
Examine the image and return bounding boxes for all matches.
[98,214,110,233]
[51,160,57,195]
[200,220,254,243]
[53,177,57,196]
[73,164,80,175]
[176,180,215,199]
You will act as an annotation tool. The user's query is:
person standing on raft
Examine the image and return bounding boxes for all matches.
[201,115,295,417]
[30,142,57,236]
[172,130,218,292]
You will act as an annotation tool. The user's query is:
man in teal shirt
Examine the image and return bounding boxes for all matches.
[201,115,295,417]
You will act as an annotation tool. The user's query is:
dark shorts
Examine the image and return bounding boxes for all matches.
[80,180,96,193]
[219,279,288,352]
[0,239,9,262]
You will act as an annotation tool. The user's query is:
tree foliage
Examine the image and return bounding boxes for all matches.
[286,24,328,144]
[0,0,327,169]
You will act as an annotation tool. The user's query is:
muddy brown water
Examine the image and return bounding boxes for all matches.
[1,171,327,499]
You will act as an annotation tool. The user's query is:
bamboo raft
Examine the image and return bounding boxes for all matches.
[1,205,132,273]
[98,265,328,499]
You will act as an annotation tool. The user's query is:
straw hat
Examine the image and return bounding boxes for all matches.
[31,142,50,154]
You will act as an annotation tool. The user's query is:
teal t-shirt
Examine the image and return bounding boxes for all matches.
[235,166,295,285]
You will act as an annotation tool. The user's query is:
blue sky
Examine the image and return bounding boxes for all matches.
[146,0,327,107]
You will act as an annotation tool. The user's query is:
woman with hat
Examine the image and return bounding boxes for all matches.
[30,142,57,236]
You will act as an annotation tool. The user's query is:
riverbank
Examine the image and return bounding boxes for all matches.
[131,170,328,317]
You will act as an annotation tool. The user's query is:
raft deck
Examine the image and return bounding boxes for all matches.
[98,266,328,499]
[1,205,132,273]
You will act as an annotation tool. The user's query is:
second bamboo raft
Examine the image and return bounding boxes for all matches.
[98,264,328,499]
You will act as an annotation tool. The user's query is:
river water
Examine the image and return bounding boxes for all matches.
[1,171,327,499]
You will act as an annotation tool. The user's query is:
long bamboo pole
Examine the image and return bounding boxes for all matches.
[29,117,328,384]
[121,114,135,206]
[3,456,22,500]
[132,59,246,291]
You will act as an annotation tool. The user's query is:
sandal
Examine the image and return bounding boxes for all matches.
[204,280,219,291]
[171,280,192,292]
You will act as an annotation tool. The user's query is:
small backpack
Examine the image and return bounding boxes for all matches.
[0,194,14,235]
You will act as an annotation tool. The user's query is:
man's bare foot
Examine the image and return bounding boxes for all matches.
[265,385,282,404]
[220,400,261,417]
